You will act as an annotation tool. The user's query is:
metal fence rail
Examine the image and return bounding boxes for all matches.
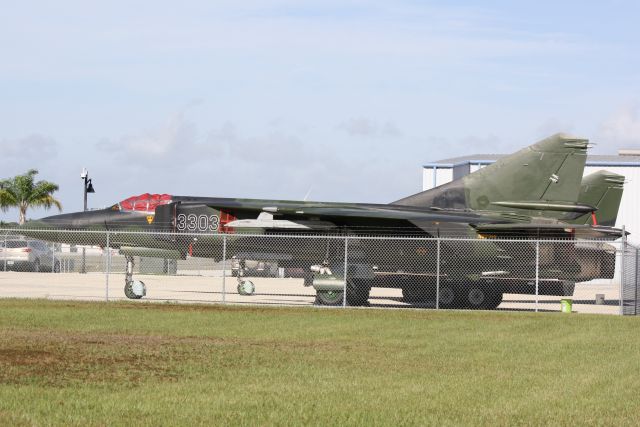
[0,228,636,315]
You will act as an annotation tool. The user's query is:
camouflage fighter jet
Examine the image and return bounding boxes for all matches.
[19,133,626,308]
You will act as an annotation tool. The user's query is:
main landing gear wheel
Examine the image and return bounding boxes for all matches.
[123,256,146,300]
[438,284,457,309]
[315,281,371,307]
[461,285,502,310]
[346,280,371,306]
[402,286,425,303]
[315,290,344,306]
[485,291,503,310]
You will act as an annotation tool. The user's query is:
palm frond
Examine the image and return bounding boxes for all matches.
[0,189,18,212]
[28,181,60,202]
[29,194,63,211]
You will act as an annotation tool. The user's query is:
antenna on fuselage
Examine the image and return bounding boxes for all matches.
[303,187,313,202]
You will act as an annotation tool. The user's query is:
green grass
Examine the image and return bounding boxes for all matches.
[1,300,639,426]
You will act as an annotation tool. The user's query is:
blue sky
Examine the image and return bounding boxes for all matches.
[1,1,639,221]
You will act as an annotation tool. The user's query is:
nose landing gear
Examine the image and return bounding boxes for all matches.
[124,255,146,299]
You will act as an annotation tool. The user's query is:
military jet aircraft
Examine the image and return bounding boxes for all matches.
[19,133,626,308]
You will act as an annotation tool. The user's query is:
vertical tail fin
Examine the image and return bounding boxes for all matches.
[570,171,624,226]
[394,133,589,212]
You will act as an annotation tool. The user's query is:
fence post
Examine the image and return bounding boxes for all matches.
[105,231,110,302]
[3,233,7,272]
[634,247,639,316]
[343,237,348,308]
[81,246,86,274]
[535,240,540,313]
[635,247,639,316]
[620,226,626,315]
[222,234,227,304]
[436,238,441,310]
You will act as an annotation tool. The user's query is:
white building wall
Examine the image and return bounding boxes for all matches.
[436,168,453,189]
[469,163,488,173]
[422,167,453,191]
[422,168,435,191]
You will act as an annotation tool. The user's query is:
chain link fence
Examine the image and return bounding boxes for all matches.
[0,228,636,315]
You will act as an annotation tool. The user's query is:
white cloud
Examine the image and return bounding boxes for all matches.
[0,134,57,159]
[599,104,640,149]
[336,118,402,138]
[96,112,199,164]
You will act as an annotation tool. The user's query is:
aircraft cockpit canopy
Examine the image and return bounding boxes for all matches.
[112,193,172,212]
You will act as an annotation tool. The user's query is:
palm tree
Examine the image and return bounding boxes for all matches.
[0,169,62,225]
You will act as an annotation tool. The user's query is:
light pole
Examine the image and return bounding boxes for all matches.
[80,168,95,273]
[81,168,95,212]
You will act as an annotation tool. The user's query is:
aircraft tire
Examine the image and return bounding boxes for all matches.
[124,282,136,299]
[124,281,143,300]
[346,280,371,306]
[401,286,425,303]
[438,284,458,309]
[315,290,344,306]
[461,285,501,310]
[485,291,503,310]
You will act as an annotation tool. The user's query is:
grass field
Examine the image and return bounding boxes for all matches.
[1,300,640,426]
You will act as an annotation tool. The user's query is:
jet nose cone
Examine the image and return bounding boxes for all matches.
[37,211,105,229]
[36,212,80,228]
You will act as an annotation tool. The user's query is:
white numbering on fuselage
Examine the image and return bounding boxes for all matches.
[176,213,220,232]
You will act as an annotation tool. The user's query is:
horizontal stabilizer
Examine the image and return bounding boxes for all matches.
[570,171,624,227]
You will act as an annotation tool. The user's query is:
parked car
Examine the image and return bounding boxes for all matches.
[0,238,59,272]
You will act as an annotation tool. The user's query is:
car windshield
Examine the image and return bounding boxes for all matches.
[3,241,28,248]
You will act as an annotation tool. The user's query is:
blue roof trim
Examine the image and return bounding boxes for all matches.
[585,161,640,167]
[424,160,640,168]
[423,162,454,168]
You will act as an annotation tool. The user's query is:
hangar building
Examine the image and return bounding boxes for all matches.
[422,150,640,243]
